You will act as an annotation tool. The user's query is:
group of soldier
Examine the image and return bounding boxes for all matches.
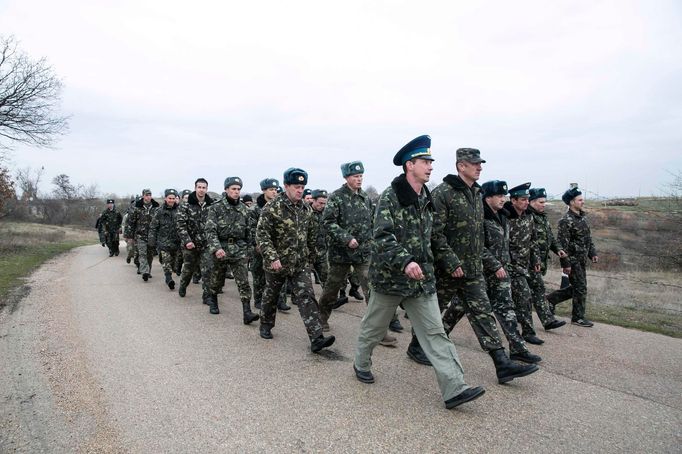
[96,134,598,411]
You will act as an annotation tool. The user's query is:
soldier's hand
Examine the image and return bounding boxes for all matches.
[186,242,195,250]
[215,249,226,259]
[348,238,359,249]
[495,267,507,279]
[592,256,599,263]
[562,267,572,275]
[451,267,464,278]
[271,259,282,271]
[404,262,424,280]
[534,264,541,273]
[558,250,567,258]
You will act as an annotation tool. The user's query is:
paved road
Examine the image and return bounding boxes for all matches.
[1,245,681,453]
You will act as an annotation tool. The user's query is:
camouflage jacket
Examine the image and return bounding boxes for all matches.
[557,209,597,267]
[528,205,560,274]
[312,208,327,257]
[149,202,180,251]
[205,195,252,259]
[370,174,458,297]
[125,199,160,241]
[176,191,215,249]
[432,174,493,277]
[322,184,374,264]
[504,202,540,277]
[482,202,510,276]
[256,193,317,275]
[100,208,122,233]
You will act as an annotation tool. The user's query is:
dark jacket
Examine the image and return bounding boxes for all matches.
[322,184,374,264]
[125,198,160,241]
[482,202,510,275]
[176,191,214,249]
[557,209,597,267]
[504,201,540,278]
[149,202,180,251]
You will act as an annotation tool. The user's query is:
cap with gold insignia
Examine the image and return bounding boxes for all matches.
[481,180,508,198]
[283,167,308,185]
[529,188,547,201]
[259,178,279,190]
[341,161,365,178]
[311,189,328,199]
[394,135,434,166]
[164,188,178,197]
[303,188,312,197]
[562,187,582,205]
[509,182,531,198]
[142,188,152,195]
[456,148,486,164]
[224,176,243,189]
[106,198,115,204]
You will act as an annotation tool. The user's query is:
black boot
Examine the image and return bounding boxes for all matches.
[242,301,260,325]
[489,348,539,384]
[406,335,432,366]
[260,324,273,339]
[332,289,349,310]
[510,350,542,364]
[311,334,336,353]
[142,272,149,282]
[348,285,364,301]
[208,295,219,314]
[254,298,262,310]
[165,272,175,290]
[389,318,404,333]
[277,293,291,312]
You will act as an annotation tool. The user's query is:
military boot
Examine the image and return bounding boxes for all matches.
[406,335,432,366]
[165,272,175,290]
[332,289,349,309]
[489,348,539,384]
[178,285,186,297]
[254,298,262,310]
[311,334,336,353]
[242,301,260,325]
[277,293,291,312]
[348,285,364,301]
[208,295,219,315]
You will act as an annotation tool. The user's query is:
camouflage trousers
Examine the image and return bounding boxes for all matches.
[318,263,371,324]
[485,274,528,355]
[126,239,138,264]
[159,249,180,275]
[510,274,536,337]
[180,247,213,298]
[136,238,154,275]
[98,229,106,245]
[260,268,323,340]
[174,249,184,275]
[312,253,329,286]
[527,270,557,327]
[438,273,504,353]
[210,257,251,303]
[547,260,588,320]
[104,231,119,255]
[251,251,266,304]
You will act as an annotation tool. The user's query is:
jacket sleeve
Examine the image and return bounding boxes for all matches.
[431,189,463,274]
[125,208,137,239]
[557,217,571,268]
[256,205,279,264]
[148,211,160,248]
[204,206,221,255]
[529,220,541,268]
[322,194,353,247]
[306,209,318,265]
[176,205,192,246]
[373,193,414,273]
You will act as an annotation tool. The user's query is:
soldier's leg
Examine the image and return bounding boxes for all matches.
[355,292,402,372]
[510,275,536,337]
[179,249,199,289]
[252,252,265,307]
[457,275,505,352]
[487,277,528,355]
[159,251,174,275]
[546,284,573,309]
[229,260,252,304]
[174,249,184,275]
[112,233,120,255]
[260,271,286,329]
[570,261,588,321]
[199,248,214,302]
[290,268,324,340]
[438,275,467,333]
[318,262,352,323]
[133,243,140,269]
[137,238,151,276]
[126,239,135,262]
[527,271,555,327]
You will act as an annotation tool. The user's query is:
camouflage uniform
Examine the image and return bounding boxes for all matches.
[123,201,139,265]
[100,208,123,255]
[482,203,529,355]
[311,207,329,285]
[95,216,106,246]
[125,198,160,276]
[149,202,180,276]
[176,192,215,299]
[504,201,541,337]
[256,192,324,340]
[547,209,597,321]
[318,183,375,324]
[250,194,268,305]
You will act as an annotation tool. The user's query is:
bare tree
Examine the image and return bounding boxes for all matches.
[80,183,100,200]
[0,35,69,150]
[15,165,44,200]
[52,173,80,200]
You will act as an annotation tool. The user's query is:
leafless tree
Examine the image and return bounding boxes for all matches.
[80,183,100,200]
[15,165,44,199]
[51,173,80,200]
[0,35,69,150]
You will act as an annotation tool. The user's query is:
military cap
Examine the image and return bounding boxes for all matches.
[142,188,152,195]
[456,148,486,163]
[106,198,115,204]
[529,188,547,201]
[341,161,365,177]
[509,182,531,198]
[224,176,243,189]
[260,178,279,190]
[481,180,508,198]
[562,187,582,205]
[283,167,308,185]
[181,189,191,197]
[242,194,253,203]
[393,135,434,166]
[164,188,178,197]
[277,186,284,194]
[311,189,328,199]
[303,188,312,197]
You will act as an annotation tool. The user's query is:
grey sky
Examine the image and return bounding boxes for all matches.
[2,0,681,199]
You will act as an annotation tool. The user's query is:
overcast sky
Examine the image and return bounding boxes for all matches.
[1,0,681,199]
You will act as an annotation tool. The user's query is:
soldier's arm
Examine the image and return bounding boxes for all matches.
[124,209,137,238]
[175,205,192,246]
[547,221,561,256]
[557,218,571,268]
[529,221,541,268]
[373,194,415,272]
[148,212,160,248]
[306,209,318,265]
[322,195,353,246]
[256,206,278,264]
[587,224,597,259]
[204,207,221,255]
[431,190,463,273]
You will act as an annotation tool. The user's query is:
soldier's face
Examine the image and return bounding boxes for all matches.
[511,196,529,212]
[570,195,585,210]
[195,183,208,198]
[458,161,482,182]
[263,187,278,202]
[486,194,506,211]
[285,184,305,202]
[530,198,547,213]
[408,158,433,184]
[165,195,176,206]
[182,195,189,202]
[312,197,327,211]
[345,174,363,190]
[225,185,241,201]
[107,203,114,210]
[143,194,152,203]
[304,195,313,204]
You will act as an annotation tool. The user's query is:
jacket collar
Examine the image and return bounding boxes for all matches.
[188,191,213,206]
[341,183,367,199]
[503,201,526,219]
[443,174,481,192]
[484,200,508,224]
[135,198,159,208]
[257,193,267,208]
[527,205,545,217]
[391,173,433,208]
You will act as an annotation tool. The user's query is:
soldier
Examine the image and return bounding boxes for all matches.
[310,189,329,286]
[527,188,568,331]
[242,194,254,208]
[176,178,215,302]
[125,189,160,282]
[481,180,541,363]
[100,199,123,257]
[546,187,598,327]
[204,176,259,324]
[180,189,191,204]
[407,148,539,384]
[95,215,105,248]
[256,167,335,353]
[318,161,398,344]
[354,135,485,410]
[149,189,181,291]
[303,188,313,205]
[123,196,139,266]
[503,183,545,345]
[174,190,192,274]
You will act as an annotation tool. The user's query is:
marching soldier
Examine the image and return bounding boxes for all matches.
[125,189,159,281]
[100,198,122,257]
[123,196,139,266]
[310,189,329,286]
[149,189,181,290]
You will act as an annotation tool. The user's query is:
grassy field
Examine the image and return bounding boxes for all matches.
[0,221,98,308]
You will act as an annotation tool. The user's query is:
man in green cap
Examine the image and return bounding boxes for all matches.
[125,189,160,281]
[149,189,181,290]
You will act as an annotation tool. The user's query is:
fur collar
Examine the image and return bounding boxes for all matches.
[135,198,159,208]
[188,191,214,207]
[257,193,267,208]
[391,174,433,208]
[443,174,481,192]
[503,201,527,219]
[484,200,508,224]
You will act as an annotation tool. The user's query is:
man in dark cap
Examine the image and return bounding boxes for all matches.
[242,194,254,208]
[318,161,397,346]
[180,189,191,204]
[546,187,598,327]
[256,168,335,353]
[407,148,539,384]
[481,180,541,363]
[354,135,485,410]
[204,177,259,323]
[303,188,313,205]
[123,196,139,265]
[527,188,568,331]
[149,189,181,290]
[125,189,160,281]
[100,198,122,257]
[310,189,330,286]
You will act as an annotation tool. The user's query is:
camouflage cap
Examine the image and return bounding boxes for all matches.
[456,148,486,164]
[394,135,434,166]
[224,176,243,189]
[341,161,364,177]
[142,188,152,195]
[260,178,279,190]
[509,182,531,198]
[481,180,508,198]
[529,188,547,201]
[164,188,178,197]
[562,187,582,205]
[311,189,328,199]
[283,167,308,185]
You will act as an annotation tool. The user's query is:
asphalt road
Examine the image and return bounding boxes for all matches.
[1,244,680,453]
